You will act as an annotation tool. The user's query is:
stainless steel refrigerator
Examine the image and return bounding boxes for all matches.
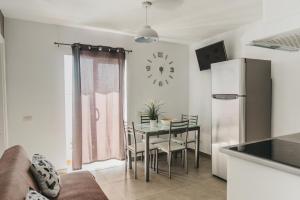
[211,58,272,180]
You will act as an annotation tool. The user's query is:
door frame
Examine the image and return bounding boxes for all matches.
[0,35,8,151]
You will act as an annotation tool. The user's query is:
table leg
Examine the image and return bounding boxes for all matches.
[145,134,150,182]
[128,151,132,169]
[195,127,200,168]
[128,134,132,169]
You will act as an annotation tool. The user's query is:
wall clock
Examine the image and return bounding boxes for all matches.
[145,52,175,87]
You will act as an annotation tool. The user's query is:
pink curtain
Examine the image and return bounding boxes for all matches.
[72,44,125,170]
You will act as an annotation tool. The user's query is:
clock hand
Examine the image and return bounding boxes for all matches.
[159,66,164,75]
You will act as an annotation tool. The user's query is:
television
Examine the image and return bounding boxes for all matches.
[195,41,227,71]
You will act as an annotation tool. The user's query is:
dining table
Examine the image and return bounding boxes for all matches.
[129,122,201,182]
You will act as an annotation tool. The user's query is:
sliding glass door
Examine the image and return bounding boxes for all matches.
[80,57,122,162]
[65,47,125,169]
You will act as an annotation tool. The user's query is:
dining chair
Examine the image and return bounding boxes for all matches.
[140,114,151,124]
[123,121,158,179]
[140,114,168,145]
[172,114,198,148]
[155,120,189,179]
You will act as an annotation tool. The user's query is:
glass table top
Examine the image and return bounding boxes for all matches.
[135,123,199,134]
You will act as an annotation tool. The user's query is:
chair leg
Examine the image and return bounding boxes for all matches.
[152,150,155,170]
[128,150,132,170]
[125,150,127,173]
[134,153,137,179]
[155,149,158,173]
[168,152,172,179]
[150,152,152,169]
[182,150,185,167]
[151,152,154,169]
[151,151,154,170]
[185,149,188,174]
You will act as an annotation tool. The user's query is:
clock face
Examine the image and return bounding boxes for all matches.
[145,52,175,87]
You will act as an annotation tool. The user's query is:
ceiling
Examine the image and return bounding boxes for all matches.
[0,0,263,43]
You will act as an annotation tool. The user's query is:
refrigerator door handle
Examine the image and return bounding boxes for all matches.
[212,94,238,100]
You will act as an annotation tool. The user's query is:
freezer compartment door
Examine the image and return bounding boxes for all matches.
[211,96,245,180]
[211,59,246,95]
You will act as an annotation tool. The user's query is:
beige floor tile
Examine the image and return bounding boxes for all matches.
[91,153,226,200]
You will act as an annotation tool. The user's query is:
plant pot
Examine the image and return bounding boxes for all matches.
[150,120,158,128]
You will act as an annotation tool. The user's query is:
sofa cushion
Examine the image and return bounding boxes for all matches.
[56,171,108,200]
[32,154,61,183]
[0,145,39,190]
[0,169,33,200]
[25,188,49,200]
[32,154,55,169]
[0,145,108,200]
[0,145,39,200]
[31,159,61,198]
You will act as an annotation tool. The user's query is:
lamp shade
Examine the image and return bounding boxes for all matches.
[134,25,159,43]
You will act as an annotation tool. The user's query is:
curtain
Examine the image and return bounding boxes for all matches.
[72,44,125,170]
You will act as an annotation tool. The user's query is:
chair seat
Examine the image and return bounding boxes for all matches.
[128,142,156,153]
[155,142,186,153]
[143,137,168,144]
[172,137,196,144]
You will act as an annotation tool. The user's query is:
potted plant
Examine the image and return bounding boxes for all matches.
[145,101,163,128]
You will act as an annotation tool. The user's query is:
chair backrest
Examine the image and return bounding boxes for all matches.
[181,114,198,126]
[123,121,137,150]
[140,114,150,124]
[169,120,189,149]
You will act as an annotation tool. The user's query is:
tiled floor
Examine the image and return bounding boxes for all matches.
[91,153,226,200]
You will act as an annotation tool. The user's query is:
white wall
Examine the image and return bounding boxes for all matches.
[189,6,300,154]
[0,35,8,156]
[189,28,244,154]
[263,0,300,22]
[4,18,189,169]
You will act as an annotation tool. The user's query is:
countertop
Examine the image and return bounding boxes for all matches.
[221,132,300,176]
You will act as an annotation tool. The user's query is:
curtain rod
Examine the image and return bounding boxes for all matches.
[54,42,133,53]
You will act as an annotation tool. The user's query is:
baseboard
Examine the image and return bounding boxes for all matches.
[186,149,211,159]
[57,168,68,175]
[199,151,211,159]
[212,174,227,182]
[59,151,211,174]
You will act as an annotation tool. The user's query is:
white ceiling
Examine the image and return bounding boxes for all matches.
[0,0,263,43]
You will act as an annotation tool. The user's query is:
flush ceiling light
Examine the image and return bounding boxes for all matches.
[135,1,159,43]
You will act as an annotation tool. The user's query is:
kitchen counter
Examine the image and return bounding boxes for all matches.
[222,132,300,176]
[222,133,300,200]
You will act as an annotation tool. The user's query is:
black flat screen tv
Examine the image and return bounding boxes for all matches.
[195,41,227,71]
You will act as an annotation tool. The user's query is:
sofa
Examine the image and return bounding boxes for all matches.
[0,145,108,200]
